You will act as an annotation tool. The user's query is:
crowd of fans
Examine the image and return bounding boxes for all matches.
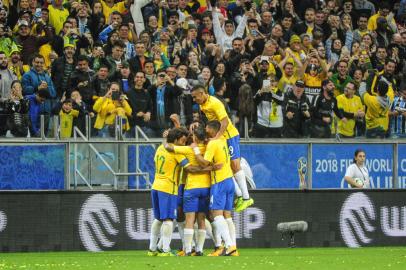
[0,0,405,139]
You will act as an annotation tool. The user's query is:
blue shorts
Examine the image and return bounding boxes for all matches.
[183,188,210,213]
[177,184,185,208]
[151,189,177,220]
[209,177,234,211]
[227,135,241,160]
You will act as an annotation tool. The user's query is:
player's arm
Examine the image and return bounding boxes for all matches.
[214,117,229,140]
[192,142,212,167]
[184,163,223,173]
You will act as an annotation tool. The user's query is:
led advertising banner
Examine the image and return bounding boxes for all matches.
[0,190,405,252]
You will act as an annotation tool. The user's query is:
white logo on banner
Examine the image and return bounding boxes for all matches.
[78,194,120,252]
[340,192,406,247]
[339,193,376,247]
[0,211,7,232]
[79,194,266,251]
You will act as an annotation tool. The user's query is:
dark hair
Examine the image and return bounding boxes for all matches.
[385,58,397,66]
[206,120,221,133]
[193,125,206,141]
[247,18,258,25]
[112,40,125,48]
[232,37,243,43]
[353,149,365,163]
[37,89,50,99]
[191,84,206,92]
[322,79,332,88]
[212,77,225,92]
[238,84,255,117]
[167,128,188,143]
[77,54,89,62]
[0,51,6,56]
[224,19,234,27]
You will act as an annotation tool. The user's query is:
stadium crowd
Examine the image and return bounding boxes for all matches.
[0,0,405,139]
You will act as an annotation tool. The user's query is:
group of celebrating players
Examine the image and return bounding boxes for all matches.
[148,84,254,257]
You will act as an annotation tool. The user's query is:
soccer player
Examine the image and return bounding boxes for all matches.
[193,120,238,256]
[148,128,189,256]
[191,85,254,212]
[165,125,220,256]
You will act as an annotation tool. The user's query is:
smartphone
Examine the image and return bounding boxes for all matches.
[112,91,120,101]
[263,79,271,88]
[251,29,258,37]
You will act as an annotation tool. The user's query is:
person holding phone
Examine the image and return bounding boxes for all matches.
[93,81,132,138]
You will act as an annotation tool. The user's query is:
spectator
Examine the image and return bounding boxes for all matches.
[0,51,17,99]
[93,82,132,138]
[253,77,284,138]
[68,55,96,108]
[389,84,406,138]
[26,89,50,137]
[148,69,181,137]
[127,71,154,137]
[283,80,311,138]
[52,98,79,139]
[51,43,76,99]
[22,53,56,118]
[3,80,29,137]
[310,79,347,138]
[336,81,365,138]
[359,77,391,138]
[331,60,353,96]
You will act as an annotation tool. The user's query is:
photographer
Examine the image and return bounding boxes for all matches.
[283,80,311,138]
[0,81,29,137]
[93,82,132,138]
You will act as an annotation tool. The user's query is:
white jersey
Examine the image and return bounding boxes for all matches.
[345,163,370,188]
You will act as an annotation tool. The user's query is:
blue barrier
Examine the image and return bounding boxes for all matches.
[0,145,65,190]
[398,144,406,188]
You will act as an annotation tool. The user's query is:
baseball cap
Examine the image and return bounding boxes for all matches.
[295,80,305,88]
[18,20,29,28]
[201,28,210,34]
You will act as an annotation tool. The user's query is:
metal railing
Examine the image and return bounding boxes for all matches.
[70,115,153,190]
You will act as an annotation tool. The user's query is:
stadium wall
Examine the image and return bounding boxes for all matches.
[0,190,405,252]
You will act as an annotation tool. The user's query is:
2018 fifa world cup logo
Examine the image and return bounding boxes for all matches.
[297,157,307,189]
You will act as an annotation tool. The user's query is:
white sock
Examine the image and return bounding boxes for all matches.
[149,219,162,251]
[213,216,232,248]
[161,221,174,252]
[226,218,236,247]
[235,170,249,200]
[184,228,194,254]
[211,221,222,247]
[196,229,206,252]
[233,177,243,197]
[157,237,163,250]
[205,220,214,240]
[177,221,185,250]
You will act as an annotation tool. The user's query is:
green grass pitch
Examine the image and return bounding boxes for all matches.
[0,247,405,270]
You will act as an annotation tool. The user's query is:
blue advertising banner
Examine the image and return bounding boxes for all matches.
[0,145,65,190]
[398,144,406,188]
[130,144,308,189]
[312,144,393,189]
[240,144,308,188]
[128,145,156,189]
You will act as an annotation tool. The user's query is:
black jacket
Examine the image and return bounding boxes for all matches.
[283,91,311,138]
[68,69,96,107]
[51,56,77,98]
[127,87,153,128]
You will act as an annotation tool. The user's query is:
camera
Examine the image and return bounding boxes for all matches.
[159,73,166,78]
[111,91,120,101]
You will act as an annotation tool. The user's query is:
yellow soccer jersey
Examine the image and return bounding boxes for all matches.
[336,94,364,137]
[152,145,189,195]
[204,138,233,184]
[200,96,239,139]
[363,93,390,131]
[101,0,127,23]
[48,5,69,34]
[173,144,211,190]
[59,109,79,139]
